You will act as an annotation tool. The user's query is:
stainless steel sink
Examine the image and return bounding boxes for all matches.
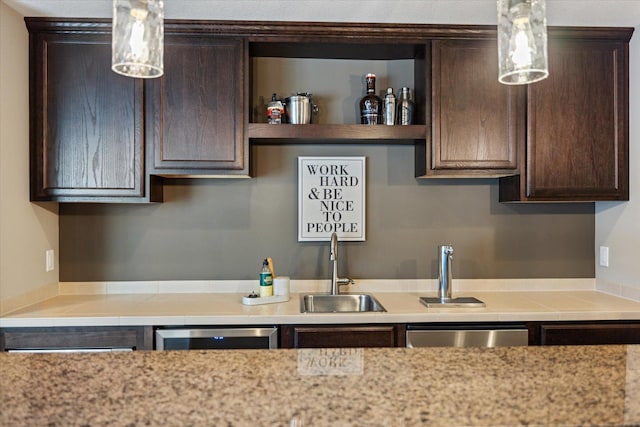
[300,294,386,313]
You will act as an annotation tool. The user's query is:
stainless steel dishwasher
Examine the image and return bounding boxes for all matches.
[406,323,529,348]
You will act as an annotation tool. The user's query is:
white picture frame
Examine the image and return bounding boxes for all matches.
[298,156,366,242]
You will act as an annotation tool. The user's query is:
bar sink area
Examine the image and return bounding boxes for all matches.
[298,232,387,313]
[300,294,386,313]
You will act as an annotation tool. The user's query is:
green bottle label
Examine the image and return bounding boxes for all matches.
[259,272,273,297]
[260,272,273,287]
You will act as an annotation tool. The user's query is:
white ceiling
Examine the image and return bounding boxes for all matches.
[2,0,639,26]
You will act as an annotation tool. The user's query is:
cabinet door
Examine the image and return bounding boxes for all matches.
[280,325,401,348]
[501,37,629,201]
[0,326,153,351]
[147,36,247,176]
[30,33,146,201]
[540,323,640,346]
[419,39,523,178]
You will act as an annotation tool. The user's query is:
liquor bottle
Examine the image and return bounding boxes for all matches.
[266,93,285,124]
[359,73,382,125]
[383,87,396,125]
[396,87,415,125]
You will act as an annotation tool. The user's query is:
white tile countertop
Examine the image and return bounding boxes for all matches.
[2,278,640,327]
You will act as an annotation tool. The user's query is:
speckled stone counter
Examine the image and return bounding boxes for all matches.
[1,345,639,426]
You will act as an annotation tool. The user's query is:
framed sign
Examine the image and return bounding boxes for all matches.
[298,156,366,242]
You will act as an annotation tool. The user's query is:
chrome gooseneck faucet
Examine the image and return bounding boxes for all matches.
[330,232,354,295]
[438,244,454,301]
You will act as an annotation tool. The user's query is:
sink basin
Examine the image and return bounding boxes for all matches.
[301,294,386,313]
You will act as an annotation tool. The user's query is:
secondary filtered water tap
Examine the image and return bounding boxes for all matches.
[419,244,485,308]
[438,245,454,301]
[330,232,354,295]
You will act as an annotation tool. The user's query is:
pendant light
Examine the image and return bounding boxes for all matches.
[497,0,548,85]
[112,0,164,78]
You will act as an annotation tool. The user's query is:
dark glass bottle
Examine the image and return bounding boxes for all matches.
[396,86,415,125]
[359,73,382,124]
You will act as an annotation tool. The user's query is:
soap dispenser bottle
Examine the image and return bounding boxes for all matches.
[259,258,273,297]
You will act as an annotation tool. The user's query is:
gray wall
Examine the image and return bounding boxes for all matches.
[59,144,594,282]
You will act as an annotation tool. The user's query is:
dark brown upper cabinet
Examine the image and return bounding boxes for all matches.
[26,20,632,203]
[27,20,159,202]
[416,39,523,178]
[146,35,248,176]
[500,29,632,202]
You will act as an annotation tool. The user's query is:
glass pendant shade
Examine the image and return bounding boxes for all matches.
[497,0,548,85]
[112,0,164,78]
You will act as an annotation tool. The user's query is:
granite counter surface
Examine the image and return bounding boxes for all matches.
[1,345,639,426]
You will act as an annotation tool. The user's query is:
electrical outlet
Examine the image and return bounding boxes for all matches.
[599,246,609,268]
[46,249,55,272]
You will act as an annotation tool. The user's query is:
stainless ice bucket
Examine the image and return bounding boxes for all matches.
[285,93,318,124]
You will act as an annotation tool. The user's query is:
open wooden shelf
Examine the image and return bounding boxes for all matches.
[248,123,427,143]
